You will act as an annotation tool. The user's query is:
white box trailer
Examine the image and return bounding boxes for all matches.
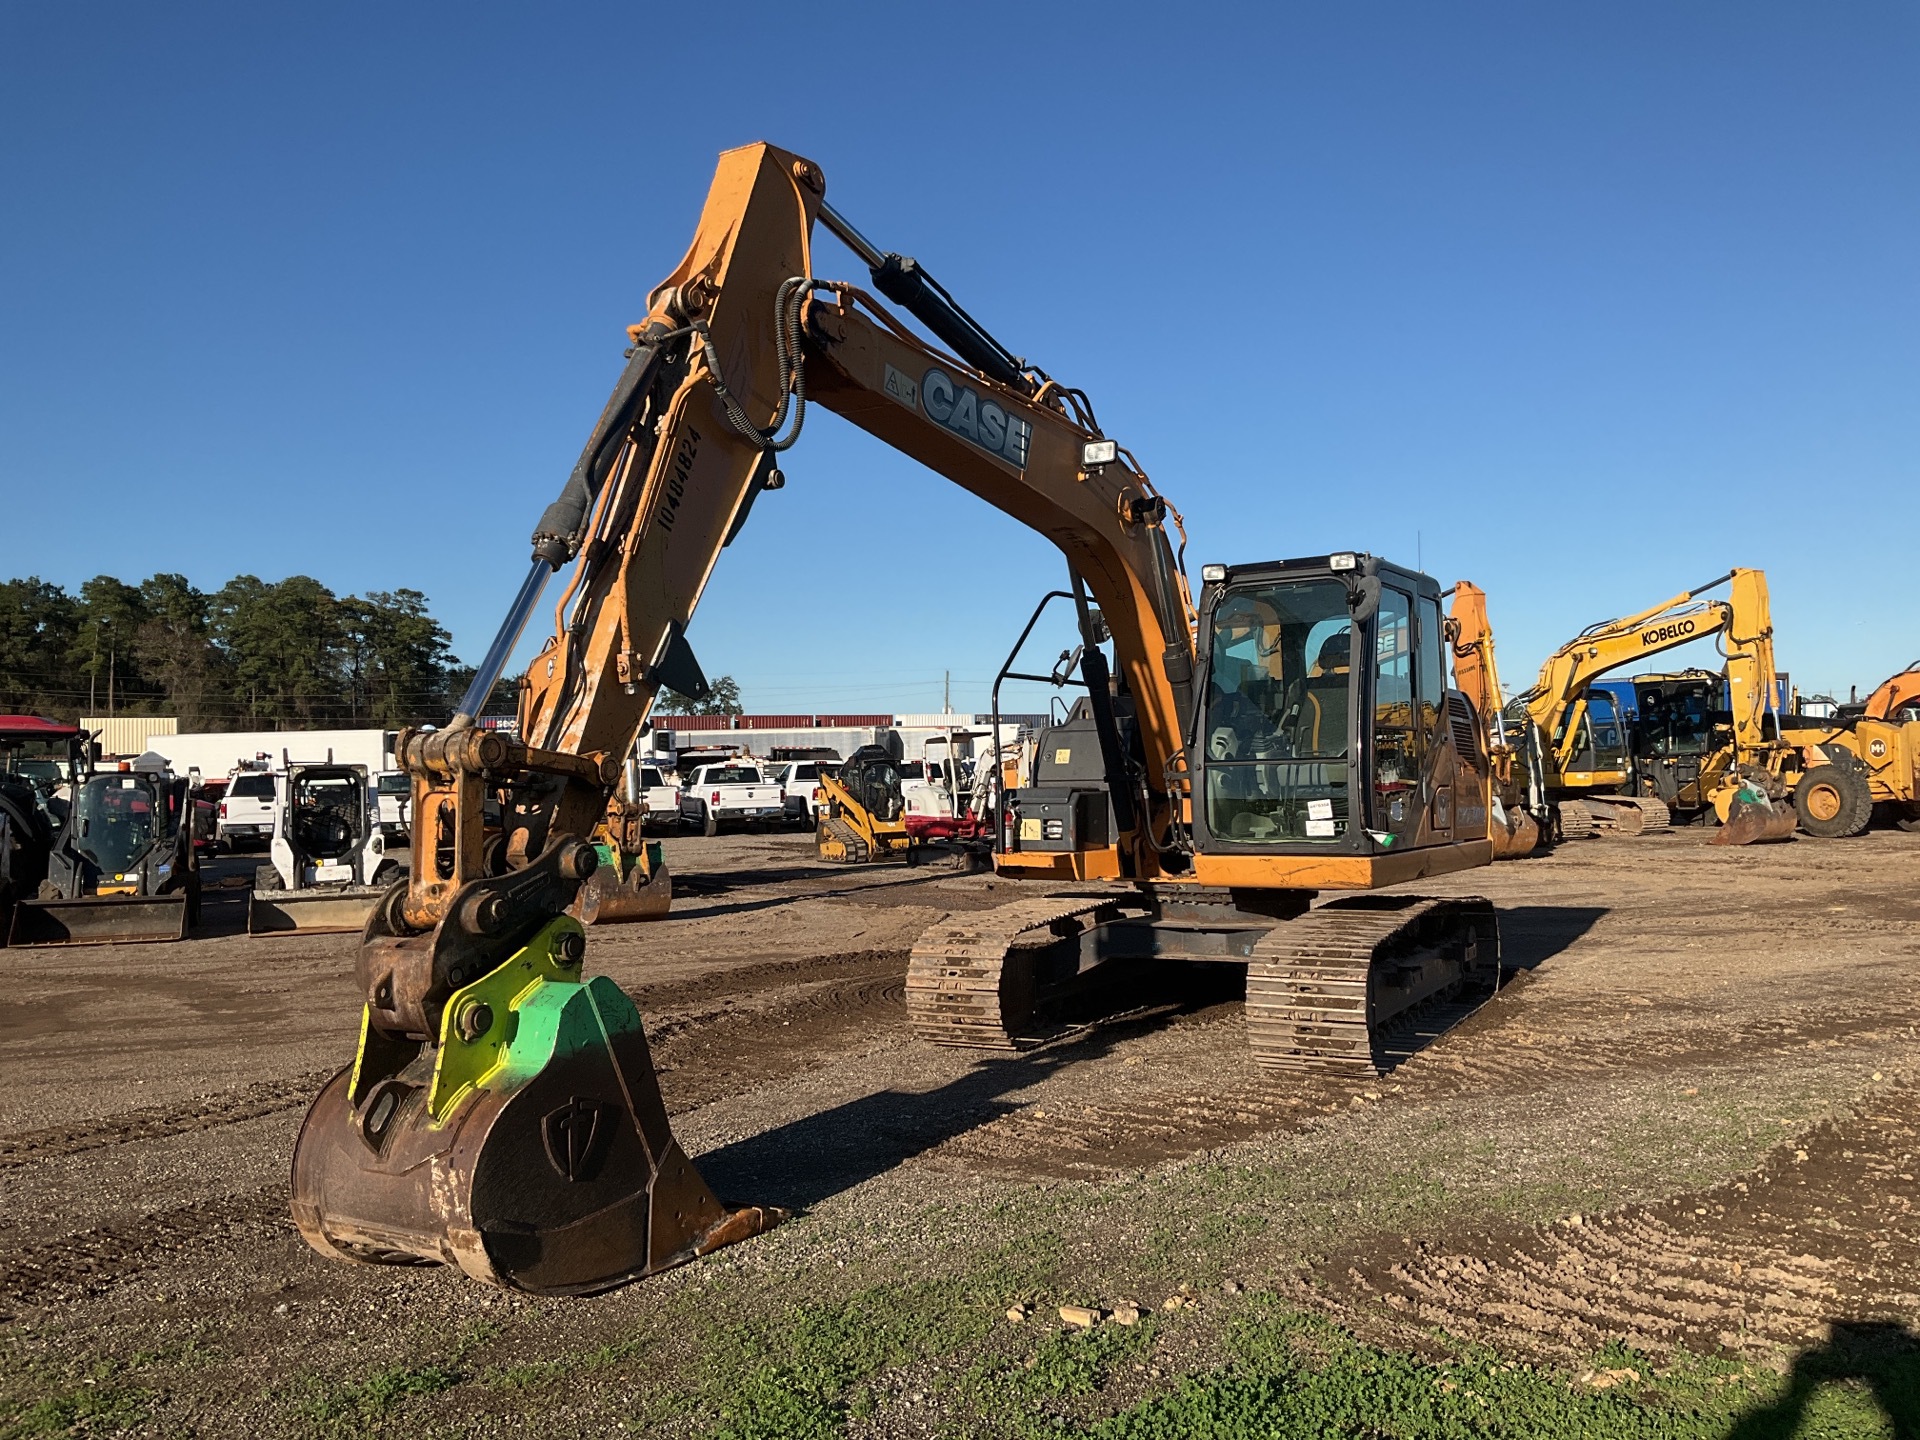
[145,729,397,782]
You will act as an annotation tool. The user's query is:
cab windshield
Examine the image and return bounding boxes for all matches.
[292,773,362,859]
[1203,579,1354,844]
[74,774,161,874]
[1637,680,1722,757]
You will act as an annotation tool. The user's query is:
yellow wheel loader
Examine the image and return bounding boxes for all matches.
[291,143,1501,1297]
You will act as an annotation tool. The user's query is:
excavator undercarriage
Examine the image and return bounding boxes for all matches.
[907,889,1498,1074]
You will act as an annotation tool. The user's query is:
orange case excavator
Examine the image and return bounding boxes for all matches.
[292,143,1502,1296]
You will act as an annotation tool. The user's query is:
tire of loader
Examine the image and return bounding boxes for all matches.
[1794,762,1873,839]
[255,863,280,891]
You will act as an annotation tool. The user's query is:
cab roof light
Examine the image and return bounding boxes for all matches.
[1329,552,1358,572]
[1201,564,1226,583]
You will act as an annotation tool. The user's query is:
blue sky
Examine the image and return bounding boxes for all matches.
[3,3,1915,714]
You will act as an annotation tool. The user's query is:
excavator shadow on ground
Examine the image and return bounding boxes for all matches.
[1724,1320,1919,1440]
[696,905,1605,1213]
[1372,903,1607,1068]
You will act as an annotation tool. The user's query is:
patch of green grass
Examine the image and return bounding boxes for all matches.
[1048,1303,1917,1440]
[1019,1319,1157,1400]
[486,1335,650,1391]
[0,1362,148,1440]
[291,1362,464,1437]
[689,1266,1043,1440]
[0,1327,236,1440]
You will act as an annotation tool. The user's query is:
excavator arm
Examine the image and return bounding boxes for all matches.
[292,142,1198,1296]
[1445,581,1541,858]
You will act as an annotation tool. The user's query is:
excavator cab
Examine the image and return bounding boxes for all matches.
[1006,553,1485,862]
[1556,689,1630,789]
[1188,555,1481,855]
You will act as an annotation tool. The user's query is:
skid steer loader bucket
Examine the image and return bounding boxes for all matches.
[249,884,390,935]
[291,912,777,1295]
[570,854,671,925]
[8,893,189,947]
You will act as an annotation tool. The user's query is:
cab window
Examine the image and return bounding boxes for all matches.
[1373,588,1419,832]
[1202,578,1352,844]
[1416,595,1446,733]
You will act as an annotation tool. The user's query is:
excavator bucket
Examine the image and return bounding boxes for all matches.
[1713,791,1797,846]
[1487,798,1541,860]
[249,885,390,936]
[570,856,672,925]
[7,893,189,947]
[291,914,776,1295]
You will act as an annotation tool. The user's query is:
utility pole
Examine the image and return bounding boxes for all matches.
[944,669,950,715]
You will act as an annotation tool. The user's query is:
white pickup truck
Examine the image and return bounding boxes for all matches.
[217,769,277,849]
[635,762,681,830]
[677,763,785,836]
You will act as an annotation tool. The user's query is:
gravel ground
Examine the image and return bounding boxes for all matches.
[1,825,1915,1436]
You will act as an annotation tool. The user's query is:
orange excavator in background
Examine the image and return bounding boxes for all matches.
[1445,582,1543,859]
[291,143,1502,1299]
[1855,663,1920,724]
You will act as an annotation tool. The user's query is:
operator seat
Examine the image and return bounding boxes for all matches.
[1290,630,1352,756]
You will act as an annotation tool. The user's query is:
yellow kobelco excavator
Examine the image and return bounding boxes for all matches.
[1444,582,1543,859]
[291,142,1500,1298]
[1510,569,1796,840]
